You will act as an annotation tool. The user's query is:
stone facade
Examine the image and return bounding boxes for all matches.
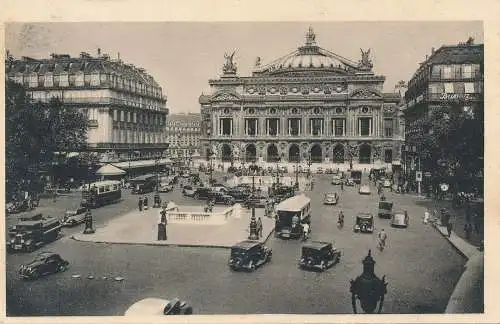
[199,28,404,168]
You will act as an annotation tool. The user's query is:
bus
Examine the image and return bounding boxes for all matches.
[130,174,157,194]
[274,194,311,239]
[82,180,122,208]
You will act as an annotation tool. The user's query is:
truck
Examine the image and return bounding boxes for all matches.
[6,213,62,253]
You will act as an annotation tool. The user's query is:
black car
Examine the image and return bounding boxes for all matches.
[229,240,272,271]
[227,188,251,202]
[209,191,236,205]
[299,241,341,271]
[19,252,69,280]
[193,187,212,200]
[354,213,374,233]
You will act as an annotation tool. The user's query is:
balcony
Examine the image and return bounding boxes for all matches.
[427,93,483,103]
[88,119,99,128]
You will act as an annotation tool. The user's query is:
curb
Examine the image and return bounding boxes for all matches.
[70,226,275,249]
[432,224,469,260]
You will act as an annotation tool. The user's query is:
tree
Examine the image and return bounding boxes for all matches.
[5,80,89,198]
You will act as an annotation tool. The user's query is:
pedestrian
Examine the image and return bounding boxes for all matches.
[138,196,143,212]
[423,209,430,224]
[464,223,472,240]
[340,181,344,191]
[143,196,149,210]
[257,217,263,238]
[473,213,481,234]
[446,220,453,237]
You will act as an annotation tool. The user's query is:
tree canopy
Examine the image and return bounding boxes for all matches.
[5,80,89,196]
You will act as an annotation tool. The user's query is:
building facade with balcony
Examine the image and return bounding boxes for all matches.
[199,28,405,169]
[404,39,484,190]
[166,113,201,162]
[5,50,169,165]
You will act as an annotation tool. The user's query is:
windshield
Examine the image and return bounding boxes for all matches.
[230,248,247,258]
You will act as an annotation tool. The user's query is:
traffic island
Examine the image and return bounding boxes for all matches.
[72,204,274,248]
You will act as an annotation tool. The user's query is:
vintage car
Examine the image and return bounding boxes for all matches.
[316,167,324,174]
[377,201,393,219]
[192,187,212,200]
[158,183,174,193]
[62,206,87,226]
[345,178,355,186]
[211,184,228,193]
[182,185,196,197]
[382,179,392,188]
[19,252,69,280]
[208,191,236,205]
[391,210,409,228]
[299,241,341,271]
[354,213,374,233]
[228,240,272,271]
[359,184,371,195]
[7,213,62,253]
[124,298,193,316]
[323,193,339,205]
[244,193,269,208]
[331,174,343,185]
[226,187,251,202]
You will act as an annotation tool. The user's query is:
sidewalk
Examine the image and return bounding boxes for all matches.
[72,206,275,248]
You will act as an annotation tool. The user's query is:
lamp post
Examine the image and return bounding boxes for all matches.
[83,162,95,234]
[153,153,162,208]
[295,151,300,190]
[248,161,259,240]
[349,250,388,313]
[307,153,312,178]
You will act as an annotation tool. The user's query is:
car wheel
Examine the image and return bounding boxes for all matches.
[58,263,68,272]
[249,261,256,271]
[320,261,326,271]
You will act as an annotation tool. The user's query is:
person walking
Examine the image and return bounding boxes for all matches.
[378,229,387,251]
[473,212,481,235]
[423,209,430,224]
[446,220,453,237]
[143,196,149,210]
[257,217,263,238]
[340,181,344,191]
[138,196,144,212]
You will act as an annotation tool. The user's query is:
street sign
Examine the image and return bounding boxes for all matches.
[415,171,422,182]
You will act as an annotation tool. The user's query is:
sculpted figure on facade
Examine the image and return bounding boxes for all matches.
[358,48,373,70]
[348,143,358,158]
[255,56,261,67]
[223,51,237,74]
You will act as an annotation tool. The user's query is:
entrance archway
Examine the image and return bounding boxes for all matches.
[359,144,371,164]
[221,144,232,162]
[289,144,300,163]
[267,144,279,162]
[245,144,257,162]
[310,144,322,163]
[332,145,345,163]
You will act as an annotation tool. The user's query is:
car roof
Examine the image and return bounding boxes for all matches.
[393,210,406,215]
[276,194,310,212]
[232,240,261,249]
[302,241,332,250]
[325,193,337,196]
[357,213,373,218]
[37,251,58,258]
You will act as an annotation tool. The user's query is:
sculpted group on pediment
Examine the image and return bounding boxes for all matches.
[350,87,382,99]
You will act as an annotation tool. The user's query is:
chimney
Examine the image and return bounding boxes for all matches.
[97,48,101,56]
[117,52,121,60]
[431,47,435,54]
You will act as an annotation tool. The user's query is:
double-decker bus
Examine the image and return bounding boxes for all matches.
[82,180,122,208]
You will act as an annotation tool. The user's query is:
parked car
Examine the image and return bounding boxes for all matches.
[124,298,193,316]
[19,252,69,280]
[331,174,343,185]
[378,201,393,219]
[209,191,236,205]
[354,213,374,233]
[244,193,269,208]
[228,240,272,271]
[192,187,212,200]
[182,185,196,197]
[323,193,339,205]
[382,179,392,188]
[359,184,371,195]
[62,206,87,226]
[298,241,341,271]
[391,210,409,228]
[158,183,174,193]
[212,184,228,193]
[345,178,355,186]
[227,188,251,202]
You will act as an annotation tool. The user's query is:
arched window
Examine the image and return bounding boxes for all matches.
[310,144,322,163]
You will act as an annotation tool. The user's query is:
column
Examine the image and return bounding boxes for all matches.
[298,119,301,135]
[230,119,233,136]
[369,118,372,136]
[320,119,324,136]
[288,119,291,136]
[343,119,346,136]
[310,119,313,136]
[259,118,265,136]
[266,119,270,136]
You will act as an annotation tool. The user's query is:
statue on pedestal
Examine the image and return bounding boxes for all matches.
[223,51,237,74]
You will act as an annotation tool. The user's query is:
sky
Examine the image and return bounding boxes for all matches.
[5,22,483,114]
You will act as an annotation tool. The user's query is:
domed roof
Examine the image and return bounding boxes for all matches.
[253,27,372,76]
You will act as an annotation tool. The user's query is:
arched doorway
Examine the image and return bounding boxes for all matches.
[384,149,393,163]
[310,144,322,163]
[267,144,279,162]
[289,144,300,162]
[245,144,256,162]
[221,144,232,162]
[359,144,371,164]
[332,145,345,163]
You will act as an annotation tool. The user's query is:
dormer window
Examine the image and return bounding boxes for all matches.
[314,107,321,114]
[270,108,276,114]
[224,108,230,114]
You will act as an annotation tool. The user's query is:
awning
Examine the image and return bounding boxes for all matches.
[95,164,126,176]
[111,158,172,170]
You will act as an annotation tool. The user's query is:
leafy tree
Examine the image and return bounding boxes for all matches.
[5,80,89,198]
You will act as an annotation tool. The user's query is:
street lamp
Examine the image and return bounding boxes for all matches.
[248,160,259,240]
[154,153,162,208]
[295,151,300,190]
[83,162,95,234]
[349,250,388,313]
